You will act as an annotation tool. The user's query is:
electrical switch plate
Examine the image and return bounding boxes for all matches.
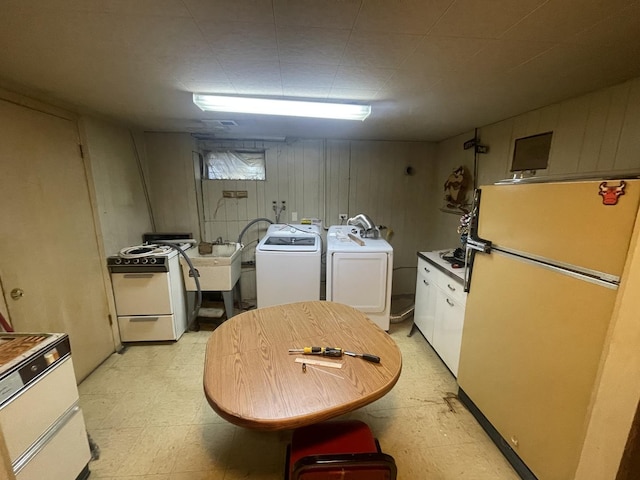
[223,190,236,198]
[236,190,248,198]
[291,212,298,221]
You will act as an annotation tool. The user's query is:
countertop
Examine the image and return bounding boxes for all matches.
[417,250,465,285]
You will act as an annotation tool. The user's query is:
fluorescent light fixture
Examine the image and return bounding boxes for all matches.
[193,94,371,121]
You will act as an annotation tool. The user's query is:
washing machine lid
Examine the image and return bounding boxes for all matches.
[258,234,320,252]
[266,224,322,235]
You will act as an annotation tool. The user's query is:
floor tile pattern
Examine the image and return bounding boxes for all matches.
[80,319,520,479]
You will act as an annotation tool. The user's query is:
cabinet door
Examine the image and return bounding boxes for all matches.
[331,252,388,313]
[413,261,437,343]
[432,289,466,376]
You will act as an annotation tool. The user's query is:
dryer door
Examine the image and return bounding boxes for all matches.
[330,252,388,313]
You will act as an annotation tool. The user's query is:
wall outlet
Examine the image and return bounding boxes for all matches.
[223,190,236,198]
[236,190,248,198]
[339,213,348,221]
[291,212,298,222]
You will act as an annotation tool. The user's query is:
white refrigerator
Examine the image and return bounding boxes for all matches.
[458,177,640,480]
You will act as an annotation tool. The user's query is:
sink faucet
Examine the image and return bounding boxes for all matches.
[214,237,223,245]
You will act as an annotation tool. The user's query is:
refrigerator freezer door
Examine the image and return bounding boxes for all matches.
[457,251,618,480]
[477,180,640,278]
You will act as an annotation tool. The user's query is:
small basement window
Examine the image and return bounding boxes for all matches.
[204,150,266,180]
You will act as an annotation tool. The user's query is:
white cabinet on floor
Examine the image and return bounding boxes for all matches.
[413,252,467,376]
[413,259,438,343]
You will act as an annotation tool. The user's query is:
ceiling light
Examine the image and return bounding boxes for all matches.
[193,94,371,121]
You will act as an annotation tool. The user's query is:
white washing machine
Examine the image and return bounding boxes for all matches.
[326,225,393,330]
[256,224,322,308]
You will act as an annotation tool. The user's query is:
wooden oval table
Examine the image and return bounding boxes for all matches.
[203,301,402,431]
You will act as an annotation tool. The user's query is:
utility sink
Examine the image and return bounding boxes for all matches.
[180,243,242,291]
[207,244,238,257]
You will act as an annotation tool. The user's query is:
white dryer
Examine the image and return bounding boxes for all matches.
[326,225,393,330]
[256,224,322,308]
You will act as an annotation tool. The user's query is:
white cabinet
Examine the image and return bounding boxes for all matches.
[413,254,467,376]
[432,288,466,376]
[413,259,437,343]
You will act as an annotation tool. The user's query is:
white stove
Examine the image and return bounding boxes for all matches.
[107,233,195,342]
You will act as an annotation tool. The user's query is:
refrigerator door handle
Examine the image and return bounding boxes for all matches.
[464,188,492,293]
[466,237,492,253]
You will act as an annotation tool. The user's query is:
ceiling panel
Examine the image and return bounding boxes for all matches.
[429,0,547,39]
[355,0,455,34]
[0,0,638,142]
[274,0,361,28]
[276,26,350,64]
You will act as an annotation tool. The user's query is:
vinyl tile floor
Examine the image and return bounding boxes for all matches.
[79,318,520,480]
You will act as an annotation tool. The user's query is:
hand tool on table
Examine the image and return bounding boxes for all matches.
[288,346,380,363]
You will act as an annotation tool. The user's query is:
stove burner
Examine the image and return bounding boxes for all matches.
[118,244,173,258]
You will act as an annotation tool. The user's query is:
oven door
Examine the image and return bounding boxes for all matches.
[111,272,172,316]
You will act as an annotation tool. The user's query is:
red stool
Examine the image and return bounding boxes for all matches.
[286,420,397,480]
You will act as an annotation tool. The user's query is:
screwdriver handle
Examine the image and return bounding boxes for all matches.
[289,346,343,357]
[361,353,381,363]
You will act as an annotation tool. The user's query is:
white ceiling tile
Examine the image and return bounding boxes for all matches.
[171,56,233,92]
[182,82,236,94]
[220,61,283,92]
[381,70,443,96]
[2,0,191,16]
[199,21,279,62]
[355,0,455,34]
[184,0,274,23]
[232,84,284,96]
[401,35,492,75]
[280,63,338,87]
[342,32,422,68]
[274,0,361,28]
[570,4,640,47]
[332,65,394,90]
[429,0,546,39]
[501,0,637,42]
[462,39,557,81]
[277,26,350,64]
[327,88,379,101]
[282,86,331,98]
[1,1,639,141]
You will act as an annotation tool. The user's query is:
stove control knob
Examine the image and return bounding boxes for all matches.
[132,258,140,264]
[141,258,148,264]
[114,258,122,265]
[123,259,131,265]
[149,258,157,264]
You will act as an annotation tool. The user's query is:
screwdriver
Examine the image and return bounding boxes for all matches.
[288,346,343,357]
[288,346,380,363]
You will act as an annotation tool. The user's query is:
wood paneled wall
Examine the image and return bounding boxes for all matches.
[144,132,201,238]
[191,138,436,300]
[432,77,640,248]
[80,117,153,256]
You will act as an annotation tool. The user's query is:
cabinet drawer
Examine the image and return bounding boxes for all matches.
[417,258,438,282]
[438,277,466,304]
[118,315,177,342]
[0,358,79,462]
[15,405,90,480]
